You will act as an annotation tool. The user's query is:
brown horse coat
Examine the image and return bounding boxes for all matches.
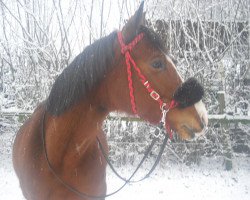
[13,3,207,200]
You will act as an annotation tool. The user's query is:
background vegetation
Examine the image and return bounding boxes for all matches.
[0,0,249,169]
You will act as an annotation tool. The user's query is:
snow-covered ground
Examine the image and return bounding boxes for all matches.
[1,132,250,200]
[1,156,250,200]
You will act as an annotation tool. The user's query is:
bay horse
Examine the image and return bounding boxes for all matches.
[13,2,208,200]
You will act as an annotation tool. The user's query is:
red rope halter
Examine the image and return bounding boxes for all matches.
[117,31,178,138]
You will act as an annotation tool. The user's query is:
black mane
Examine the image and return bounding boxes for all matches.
[46,31,117,115]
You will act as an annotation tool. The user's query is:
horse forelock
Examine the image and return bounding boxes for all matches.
[139,26,167,53]
[46,31,117,116]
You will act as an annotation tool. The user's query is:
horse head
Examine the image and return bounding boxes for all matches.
[105,2,208,140]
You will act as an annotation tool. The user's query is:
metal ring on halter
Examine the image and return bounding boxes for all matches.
[160,102,172,126]
[160,103,167,111]
[160,110,167,126]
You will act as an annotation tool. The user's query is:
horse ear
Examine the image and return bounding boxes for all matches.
[122,1,145,44]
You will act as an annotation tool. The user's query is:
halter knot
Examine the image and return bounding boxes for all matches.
[117,32,144,54]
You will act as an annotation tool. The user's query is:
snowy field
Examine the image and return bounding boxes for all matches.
[1,129,250,200]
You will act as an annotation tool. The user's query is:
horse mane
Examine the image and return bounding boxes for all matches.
[46,31,117,116]
[46,26,165,116]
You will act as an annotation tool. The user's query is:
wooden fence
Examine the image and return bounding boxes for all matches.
[1,92,249,170]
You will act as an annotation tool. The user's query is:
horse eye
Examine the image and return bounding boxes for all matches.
[151,60,165,70]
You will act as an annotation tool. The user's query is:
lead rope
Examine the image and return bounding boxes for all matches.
[42,110,144,199]
[42,112,169,199]
[97,123,169,183]
[97,102,172,183]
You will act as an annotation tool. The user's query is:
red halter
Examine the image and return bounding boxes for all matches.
[117,31,178,139]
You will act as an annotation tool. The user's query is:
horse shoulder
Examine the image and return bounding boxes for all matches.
[13,102,46,179]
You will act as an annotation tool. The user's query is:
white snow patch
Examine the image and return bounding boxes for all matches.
[1,154,250,200]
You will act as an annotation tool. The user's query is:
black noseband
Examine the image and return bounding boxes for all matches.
[173,77,204,108]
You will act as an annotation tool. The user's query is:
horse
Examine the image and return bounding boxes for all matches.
[12,2,208,200]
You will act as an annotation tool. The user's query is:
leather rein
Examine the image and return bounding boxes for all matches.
[42,31,177,199]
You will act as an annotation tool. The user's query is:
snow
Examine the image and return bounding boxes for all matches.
[0,160,24,200]
[1,1,249,198]
[208,114,250,121]
[1,148,250,200]
[217,91,226,94]
[1,116,250,200]
[106,159,250,200]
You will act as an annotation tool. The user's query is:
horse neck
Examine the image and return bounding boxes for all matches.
[45,97,108,168]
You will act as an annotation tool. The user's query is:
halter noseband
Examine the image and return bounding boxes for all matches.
[117,31,178,139]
